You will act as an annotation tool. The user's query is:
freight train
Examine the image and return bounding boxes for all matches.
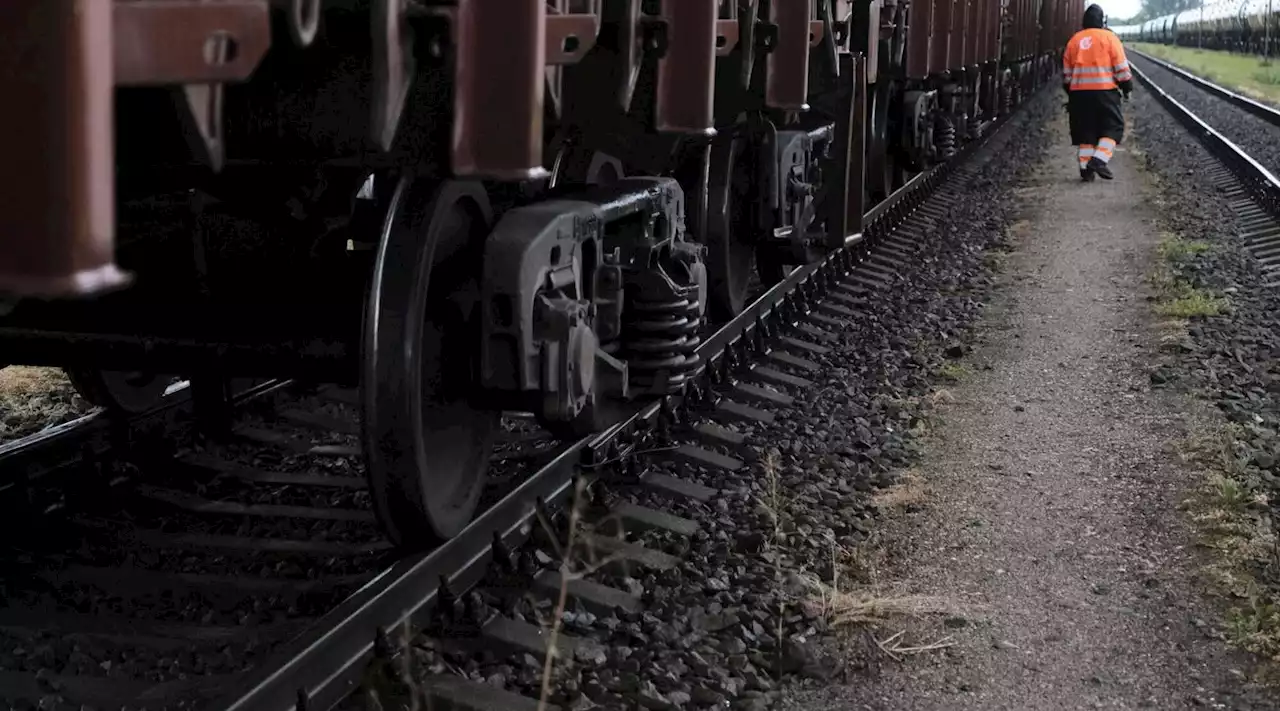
[1112,0,1280,55]
[0,0,1074,550]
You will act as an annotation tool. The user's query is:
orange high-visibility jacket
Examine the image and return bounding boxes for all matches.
[1062,28,1132,91]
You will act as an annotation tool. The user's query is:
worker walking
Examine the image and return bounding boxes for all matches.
[1063,4,1133,181]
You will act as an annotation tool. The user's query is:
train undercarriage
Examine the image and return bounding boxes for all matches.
[0,0,1052,549]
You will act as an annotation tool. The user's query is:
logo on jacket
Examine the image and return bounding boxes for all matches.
[1079,36,1093,50]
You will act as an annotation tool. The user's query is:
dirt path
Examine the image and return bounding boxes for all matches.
[779,115,1274,709]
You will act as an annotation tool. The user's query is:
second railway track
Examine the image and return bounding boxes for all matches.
[1130,49,1280,185]
[1129,54,1280,286]
[0,89,1053,711]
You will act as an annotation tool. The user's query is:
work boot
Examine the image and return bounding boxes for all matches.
[1086,156,1113,180]
[1080,166,1095,182]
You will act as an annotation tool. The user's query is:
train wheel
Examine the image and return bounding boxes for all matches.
[64,370,171,413]
[705,136,757,323]
[361,176,500,548]
[866,81,894,203]
[550,141,625,188]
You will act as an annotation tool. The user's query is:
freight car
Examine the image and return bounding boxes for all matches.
[0,0,1068,550]
[1114,0,1280,55]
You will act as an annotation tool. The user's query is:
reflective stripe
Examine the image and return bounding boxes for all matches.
[1071,76,1117,85]
[1064,29,1129,92]
[1095,137,1115,163]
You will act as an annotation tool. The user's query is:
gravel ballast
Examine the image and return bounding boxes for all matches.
[1128,56,1280,663]
[1131,54,1280,179]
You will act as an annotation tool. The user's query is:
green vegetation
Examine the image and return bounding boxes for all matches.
[1133,43,1280,106]
[934,362,971,383]
[1178,422,1280,662]
[1150,234,1227,319]
[1156,288,1227,318]
[1157,234,1212,261]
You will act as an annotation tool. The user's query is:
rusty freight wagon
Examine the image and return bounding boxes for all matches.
[0,0,1066,549]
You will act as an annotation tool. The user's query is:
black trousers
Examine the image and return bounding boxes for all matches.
[1068,88,1125,146]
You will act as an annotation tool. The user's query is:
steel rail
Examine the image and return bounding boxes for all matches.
[210,83,1054,711]
[1130,49,1280,127]
[1130,61,1280,215]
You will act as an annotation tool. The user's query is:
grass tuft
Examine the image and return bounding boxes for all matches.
[1155,290,1227,319]
[1157,233,1212,261]
[804,582,959,627]
[870,470,928,513]
[935,362,971,383]
[0,366,86,442]
[1150,234,1226,320]
[1176,418,1280,662]
[1254,68,1280,86]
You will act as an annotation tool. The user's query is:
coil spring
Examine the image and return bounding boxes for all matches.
[1001,84,1014,117]
[934,115,957,160]
[621,296,704,394]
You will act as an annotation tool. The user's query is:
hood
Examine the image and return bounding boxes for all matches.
[1083,4,1105,29]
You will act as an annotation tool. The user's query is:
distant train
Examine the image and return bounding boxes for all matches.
[1112,0,1280,55]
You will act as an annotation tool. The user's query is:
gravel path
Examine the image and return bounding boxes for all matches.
[1130,54,1280,179]
[778,110,1276,709]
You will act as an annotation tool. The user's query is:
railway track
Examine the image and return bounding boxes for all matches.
[1129,54,1280,286]
[1130,50,1280,127]
[0,89,1051,711]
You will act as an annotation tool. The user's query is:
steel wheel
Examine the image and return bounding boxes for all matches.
[866,81,894,204]
[361,177,499,548]
[705,136,757,323]
[65,370,171,413]
[549,142,625,188]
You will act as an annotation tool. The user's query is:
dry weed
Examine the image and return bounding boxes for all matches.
[1176,417,1280,662]
[870,470,927,512]
[927,388,958,406]
[799,571,963,661]
[1007,219,1033,239]
[0,366,86,442]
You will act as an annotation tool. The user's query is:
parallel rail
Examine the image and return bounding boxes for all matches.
[1130,58,1280,217]
[1130,56,1280,288]
[1131,49,1280,127]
